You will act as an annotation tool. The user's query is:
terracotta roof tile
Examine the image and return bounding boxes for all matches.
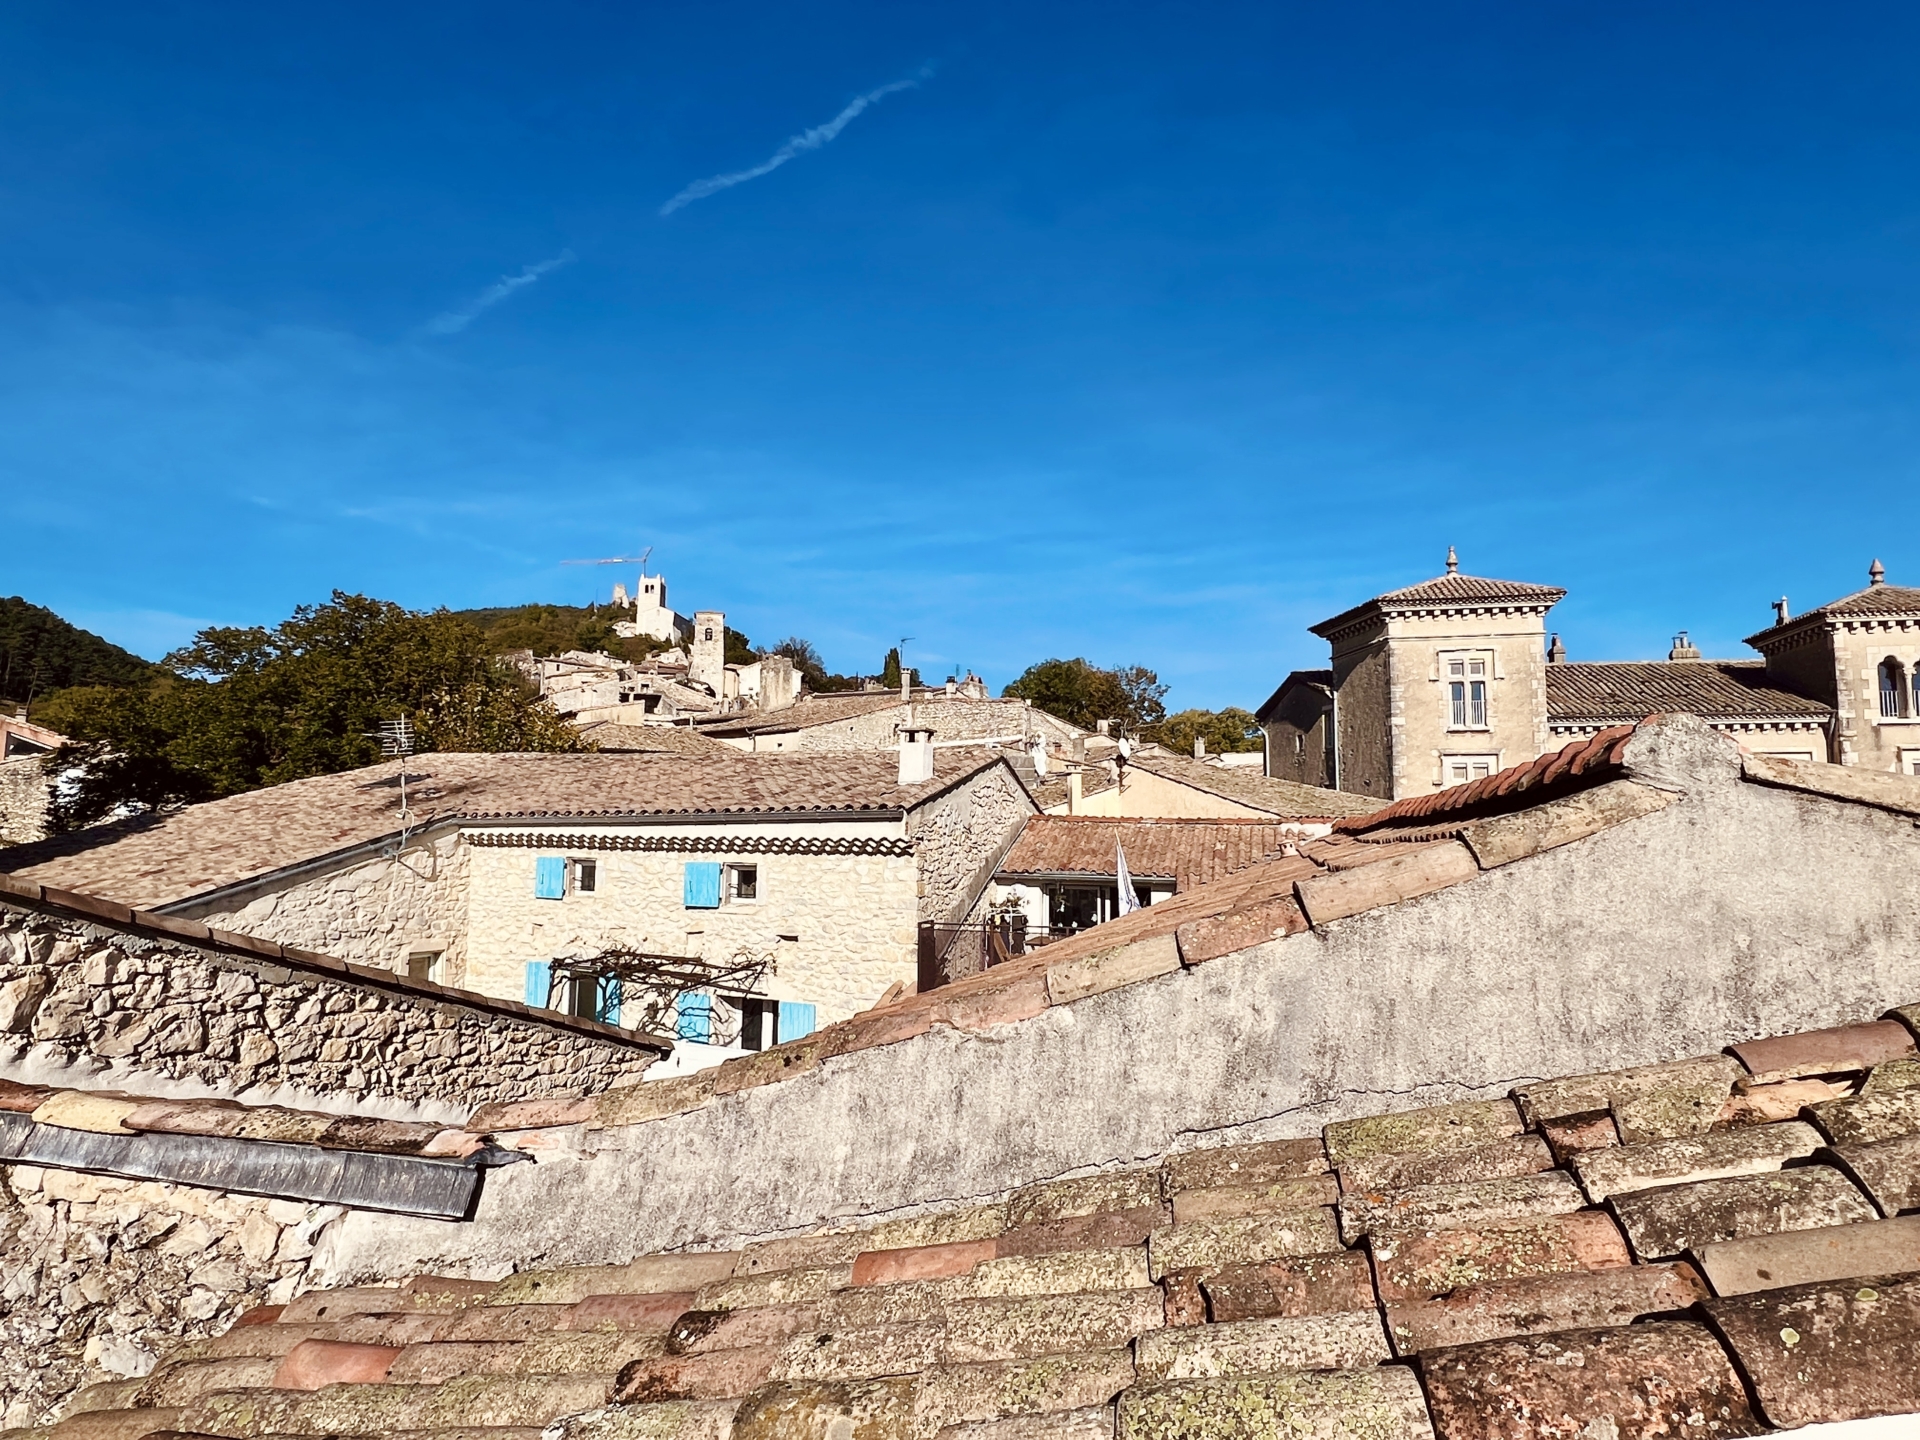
[1336,724,1638,836]
[996,816,1304,889]
[1547,660,1832,722]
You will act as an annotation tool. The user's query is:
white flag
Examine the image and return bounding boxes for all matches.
[1115,842,1141,915]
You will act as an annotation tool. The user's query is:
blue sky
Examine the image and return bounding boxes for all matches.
[3,3,1916,709]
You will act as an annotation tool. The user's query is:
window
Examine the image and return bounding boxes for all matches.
[683,862,722,908]
[572,857,597,893]
[1443,754,1500,787]
[565,972,620,1024]
[731,995,778,1050]
[534,855,567,899]
[727,864,758,902]
[406,951,439,982]
[1881,659,1908,719]
[1446,656,1490,729]
[676,992,713,1043]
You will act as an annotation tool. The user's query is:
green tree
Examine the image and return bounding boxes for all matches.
[724,627,757,666]
[881,647,902,689]
[1002,658,1168,734]
[2,596,156,707]
[1147,707,1263,755]
[37,592,582,830]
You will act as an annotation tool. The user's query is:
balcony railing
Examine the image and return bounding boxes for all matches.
[917,916,1030,992]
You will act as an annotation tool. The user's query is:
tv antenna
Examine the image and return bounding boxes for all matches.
[369,715,416,819]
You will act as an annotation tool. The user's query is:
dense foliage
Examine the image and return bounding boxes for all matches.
[762,637,866,693]
[1002,658,1168,734]
[450,602,671,665]
[37,593,582,829]
[1,597,155,707]
[1145,706,1263,755]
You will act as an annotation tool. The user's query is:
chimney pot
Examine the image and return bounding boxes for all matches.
[1870,558,1887,586]
[1193,735,1206,758]
[898,725,936,785]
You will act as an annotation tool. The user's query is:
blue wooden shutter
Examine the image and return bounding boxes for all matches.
[677,993,713,1043]
[595,976,621,1026]
[778,1001,817,1043]
[683,862,722,909]
[534,856,567,899]
[524,961,552,1008]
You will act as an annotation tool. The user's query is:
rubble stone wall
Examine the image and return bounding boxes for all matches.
[185,827,471,986]
[907,763,1035,923]
[0,901,658,1120]
[0,1163,332,1428]
[0,754,49,847]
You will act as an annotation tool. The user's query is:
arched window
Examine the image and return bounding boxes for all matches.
[1881,658,1909,719]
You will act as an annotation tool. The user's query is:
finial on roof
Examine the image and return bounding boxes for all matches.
[1668,631,1701,661]
[1774,596,1790,625]
[1546,633,1566,664]
[1445,545,1459,575]
[1869,558,1886,586]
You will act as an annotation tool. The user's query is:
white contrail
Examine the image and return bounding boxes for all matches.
[427,250,576,335]
[660,68,932,216]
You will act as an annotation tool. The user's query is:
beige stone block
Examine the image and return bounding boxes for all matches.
[31,1091,143,1134]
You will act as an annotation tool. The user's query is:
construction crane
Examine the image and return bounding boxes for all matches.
[562,546,652,606]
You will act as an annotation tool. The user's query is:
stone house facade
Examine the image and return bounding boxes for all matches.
[1743,563,1920,776]
[1259,553,1895,799]
[0,751,1034,1056]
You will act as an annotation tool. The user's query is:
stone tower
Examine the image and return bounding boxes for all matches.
[690,610,726,696]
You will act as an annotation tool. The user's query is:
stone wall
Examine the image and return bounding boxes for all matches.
[907,763,1035,923]
[0,1163,333,1428]
[184,827,470,986]
[0,754,49,847]
[317,723,1920,1279]
[0,897,660,1122]
[462,822,921,1026]
[752,699,1079,754]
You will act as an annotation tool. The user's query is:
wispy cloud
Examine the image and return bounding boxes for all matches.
[660,67,933,216]
[426,250,576,336]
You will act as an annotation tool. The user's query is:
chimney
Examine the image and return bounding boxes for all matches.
[1546,633,1566,664]
[1071,735,1086,761]
[898,725,936,785]
[1668,631,1702,661]
[1095,719,1111,737]
[1067,770,1082,814]
[1870,558,1887,587]
[1774,597,1791,625]
[945,677,956,697]
[1193,735,1206,759]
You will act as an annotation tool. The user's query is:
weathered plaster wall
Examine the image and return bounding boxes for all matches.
[0,903,656,1120]
[462,821,921,1024]
[0,1164,335,1428]
[907,765,1034,923]
[185,828,470,985]
[319,724,1920,1280]
[0,754,49,847]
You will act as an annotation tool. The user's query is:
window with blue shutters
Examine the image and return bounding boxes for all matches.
[534,856,567,899]
[683,862,722,909]
[778,1001,817,1043]
[524,961,552,1009]
[677,993,713,1043]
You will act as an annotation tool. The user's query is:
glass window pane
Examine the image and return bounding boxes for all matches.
[1450,682,1465,727]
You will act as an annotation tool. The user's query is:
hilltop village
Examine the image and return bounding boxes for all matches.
[2,554,1919,1437]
